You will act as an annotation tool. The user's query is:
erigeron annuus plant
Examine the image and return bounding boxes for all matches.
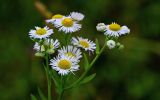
[29,12,130,100]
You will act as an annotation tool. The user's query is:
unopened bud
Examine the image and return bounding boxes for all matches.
[106,40,116,49]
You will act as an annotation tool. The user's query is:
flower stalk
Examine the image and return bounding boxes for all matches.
[65,40,106,90]
[58,76,65,100]
[45,54,52,100]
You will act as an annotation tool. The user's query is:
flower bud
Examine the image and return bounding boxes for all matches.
[116,42,121,47]
[35,52,45,57]
[106,40,116,49]
[47,49,55,54]
[118,44,124,50]
[96,23,107,32]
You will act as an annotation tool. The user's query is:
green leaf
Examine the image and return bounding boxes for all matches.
[83,53,89,70]
[50,70,62,94]
[31,94,37,100]
[38,87,47,100]
[95,39,100,54]
[44,65,47,72]
[51,70,60,88]
[80,73,96,85]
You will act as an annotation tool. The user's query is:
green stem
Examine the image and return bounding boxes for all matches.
[64,33,72,46]
[64,43,106,90]
[58,76,65,100]
[89,44,106,68]
[67,33,72,45]
[45,54,51,100]
[58,90,64,100]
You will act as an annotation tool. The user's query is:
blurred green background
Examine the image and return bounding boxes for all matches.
[0,0,160,100]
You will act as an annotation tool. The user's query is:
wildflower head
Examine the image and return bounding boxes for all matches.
[52,14,63,19]
[36,28,47,35]
[70,12,84,21]
[50,55,79,75]
[72,37,96,52]
[58,59,71,69]
[58,46,82,61]
[109,23,121,31]
[62,18,74,27]
[29,26,53,39]
[65,52,76,57]
[104,22,130,37]
[79,40,89,48]
[54,16,82,33]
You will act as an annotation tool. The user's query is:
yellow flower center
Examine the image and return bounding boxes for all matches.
[58,60,71,69]
[36,28,47,35]
[65,52,76,57]
[79,40,89,48]
[109,23,121,31]
[52,14,63,19]
[62,18,73,27]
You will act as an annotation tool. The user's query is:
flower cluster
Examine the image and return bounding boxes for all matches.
[29,12,98,75]
[46,12,84,33]
[29,11,130,100]
[29,12,130,76]
[96,22,130,49]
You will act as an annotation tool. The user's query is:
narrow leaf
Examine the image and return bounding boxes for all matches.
[51,70,60,89]
[50,70,62,94]
[80,73,96,85]
[31,94,37,100]
[96,39,100,54]
[38,87,47,100]
[83,53,89,70]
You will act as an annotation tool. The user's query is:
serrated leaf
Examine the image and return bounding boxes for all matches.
[83,53,89,70]
[80,73,96,85]
[31,94,37,100]
[95,39,100,54]
[38,87,47,100]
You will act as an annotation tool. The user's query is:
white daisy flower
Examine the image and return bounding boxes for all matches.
[104,22,130,37]
[70,12,84,21]
[96,23,107,32]
[29,26,53,39]
[34,39,60,54]
[50,55,79,75]
[106,40,116,49]
[46,14,64,23]
[71,37,96,52]
[58,45,82,61]
[54,16,81,33]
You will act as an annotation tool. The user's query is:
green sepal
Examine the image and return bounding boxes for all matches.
[31,94,37,100]
[95,39,100,54]
[79,73,96,85]
[83,53,89,71]
[38,87,47,100]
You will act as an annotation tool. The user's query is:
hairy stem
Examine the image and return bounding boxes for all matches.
[65,43,106,90]
[58,76,65,100]
[45,54,51,100]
